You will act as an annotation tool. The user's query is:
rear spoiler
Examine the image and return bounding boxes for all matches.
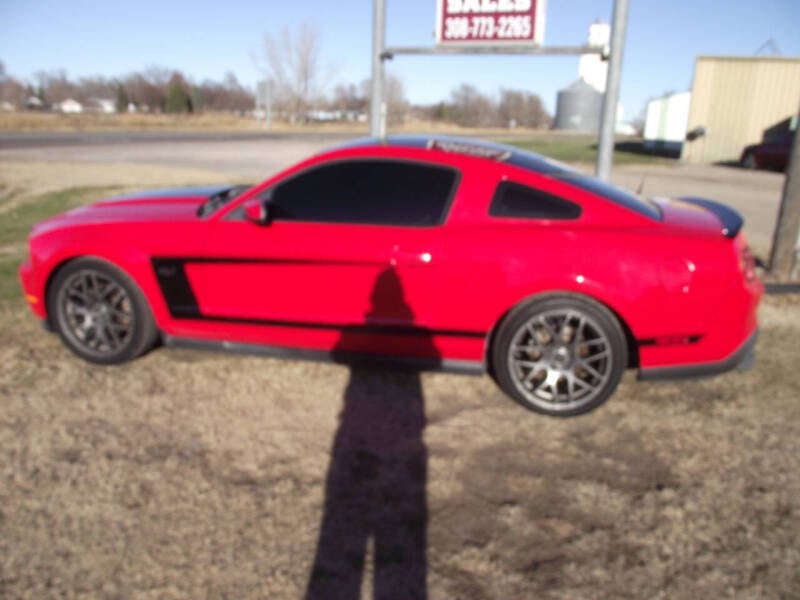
[677,197,743,239]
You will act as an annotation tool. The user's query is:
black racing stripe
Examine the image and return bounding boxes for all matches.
[180,313,486,338]
[151,257,486,339]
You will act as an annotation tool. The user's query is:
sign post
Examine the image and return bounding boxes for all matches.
[371,0,626,181]
[595,0,629,181]
[370,0,387,139]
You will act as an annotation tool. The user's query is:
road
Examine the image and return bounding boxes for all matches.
[0,130,786,256]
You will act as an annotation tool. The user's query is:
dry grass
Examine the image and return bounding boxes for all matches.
[1,162,798,599]
[0,112,265,132]
[0,111,551,137]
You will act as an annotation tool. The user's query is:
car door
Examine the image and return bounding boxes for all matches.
[180,158,458,348]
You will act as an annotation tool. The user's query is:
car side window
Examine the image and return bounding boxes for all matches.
[268,160,458,227]
[489,181,581,220]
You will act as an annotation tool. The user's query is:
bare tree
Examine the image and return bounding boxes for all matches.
[384,73,409,126]
[0,76,26,109]
[359,72,409,126]
[259,22,330,122]
[331,83,367,112]
[497,88,550,129]
[124,67,171,112]
[32,69,75,103]
[0,61,25,108]
[450,83,496,127]
[74,76,116,102]
[197,72,254,113]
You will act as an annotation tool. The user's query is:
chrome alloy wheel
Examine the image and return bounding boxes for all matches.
[507,309,612,413]
[56,268,135,357]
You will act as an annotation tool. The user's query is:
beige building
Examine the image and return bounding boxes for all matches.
[681,56,800,164]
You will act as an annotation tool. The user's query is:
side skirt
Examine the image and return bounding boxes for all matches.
[637,329,758,382]
[162,334,486,375]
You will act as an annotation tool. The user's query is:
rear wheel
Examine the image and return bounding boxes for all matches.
[48,258,157,364]
[491,295,627,417]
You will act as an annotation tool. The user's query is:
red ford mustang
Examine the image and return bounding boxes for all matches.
[19,136,762,416]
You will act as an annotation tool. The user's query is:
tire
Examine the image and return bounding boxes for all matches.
[47,257,158,365]
[741,151,758,170]
[491,294,628,417]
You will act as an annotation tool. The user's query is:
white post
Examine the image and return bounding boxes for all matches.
[595,0,629,181]
[370,0,386,138]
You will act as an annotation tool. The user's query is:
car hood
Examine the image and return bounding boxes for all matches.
[31,185,237,234]
[653,196,743,239]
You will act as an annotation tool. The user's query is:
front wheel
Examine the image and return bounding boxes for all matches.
[48,258,158,364]
[491,295,628,417]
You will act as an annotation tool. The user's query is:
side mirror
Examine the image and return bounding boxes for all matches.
[243,198,271,226]
[686,126,707,142]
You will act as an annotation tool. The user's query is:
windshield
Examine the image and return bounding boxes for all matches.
[197,185,252,218]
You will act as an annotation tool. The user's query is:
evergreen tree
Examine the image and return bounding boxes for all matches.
[166,73,189,113]
[189,86,203,113]
[115,83,129,113]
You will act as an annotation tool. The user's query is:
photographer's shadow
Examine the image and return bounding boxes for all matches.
[306,267,435,600]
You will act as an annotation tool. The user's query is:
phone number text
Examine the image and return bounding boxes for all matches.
[443,15,532,40]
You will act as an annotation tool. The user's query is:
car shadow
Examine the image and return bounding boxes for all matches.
[305,267,435,600]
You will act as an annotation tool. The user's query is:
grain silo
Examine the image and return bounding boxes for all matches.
[554,78,603,132]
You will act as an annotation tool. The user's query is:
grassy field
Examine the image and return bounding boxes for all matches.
[506,137,674,166]
[1,163,798,599]
[0,187,114,302]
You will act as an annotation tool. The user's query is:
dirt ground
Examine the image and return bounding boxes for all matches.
[1,160,799,599]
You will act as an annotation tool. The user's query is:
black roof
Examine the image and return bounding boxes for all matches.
[329,135,574,176]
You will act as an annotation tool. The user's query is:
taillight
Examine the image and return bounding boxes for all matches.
[740,245,757,282]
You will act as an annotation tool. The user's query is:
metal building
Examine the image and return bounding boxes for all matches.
[554,78,604,132]
[681,56,800,164]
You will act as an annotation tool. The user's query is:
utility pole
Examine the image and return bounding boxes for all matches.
[595,0,629,181]
[370,0,386,138]
[768,107,800,280]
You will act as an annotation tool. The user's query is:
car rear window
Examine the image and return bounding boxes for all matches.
[270,160,458,227]
[490,181,581,220]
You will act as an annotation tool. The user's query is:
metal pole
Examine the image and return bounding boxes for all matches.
[768,107,800,280]
[370,0,386,138]
[383,45,603,57]
[595,0,629,181]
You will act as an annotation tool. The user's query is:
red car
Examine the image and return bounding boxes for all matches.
[740,131,794,171]
[19,136,762,416]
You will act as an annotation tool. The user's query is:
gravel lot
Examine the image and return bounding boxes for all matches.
[1,150,798,599]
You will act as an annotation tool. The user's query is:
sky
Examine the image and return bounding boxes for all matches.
[1,0,799,119]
